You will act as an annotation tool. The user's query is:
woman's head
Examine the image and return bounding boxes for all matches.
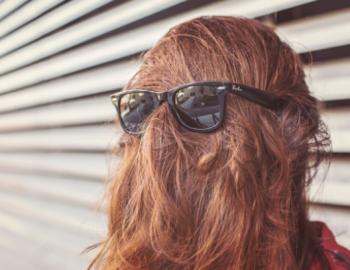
[90,15,331,270]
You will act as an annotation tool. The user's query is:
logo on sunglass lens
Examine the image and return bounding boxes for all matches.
[232,85,243,91]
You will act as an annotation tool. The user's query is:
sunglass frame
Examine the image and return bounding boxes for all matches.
[110,80,285,135]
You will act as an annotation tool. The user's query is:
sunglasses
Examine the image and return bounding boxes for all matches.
[110,80,285,135]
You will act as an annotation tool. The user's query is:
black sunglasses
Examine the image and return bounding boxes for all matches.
[110,80,285,135]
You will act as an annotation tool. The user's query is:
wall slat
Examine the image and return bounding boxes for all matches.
[0,0,64,38]
[0,0,112,57]
[0,152,112,180]
[0,124,119,151]
[0,0,185,73]
[306,58,350,100]
[0,0,27,21]
[277,7,350,53]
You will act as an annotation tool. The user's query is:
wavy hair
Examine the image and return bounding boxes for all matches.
[88,16,331,270]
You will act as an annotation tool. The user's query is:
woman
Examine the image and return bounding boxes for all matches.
[88,16,350,270]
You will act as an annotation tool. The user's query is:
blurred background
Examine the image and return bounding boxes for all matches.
[0,0,349,269]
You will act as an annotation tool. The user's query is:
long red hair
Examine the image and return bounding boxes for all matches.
[88,16,331,270]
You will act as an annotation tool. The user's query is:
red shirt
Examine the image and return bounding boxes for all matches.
[310,221,350,270]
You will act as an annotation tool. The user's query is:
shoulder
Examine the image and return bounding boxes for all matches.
[310,221,350,270]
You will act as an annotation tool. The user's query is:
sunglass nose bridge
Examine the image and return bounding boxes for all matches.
[157,92,168,103]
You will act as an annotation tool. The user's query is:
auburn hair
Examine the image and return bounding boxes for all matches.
[87,16,331,270]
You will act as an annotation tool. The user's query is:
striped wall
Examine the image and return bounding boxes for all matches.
[0,0,349,269]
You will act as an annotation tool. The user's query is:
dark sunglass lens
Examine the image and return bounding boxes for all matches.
[119,92,159,133]
[174,85,222,130]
